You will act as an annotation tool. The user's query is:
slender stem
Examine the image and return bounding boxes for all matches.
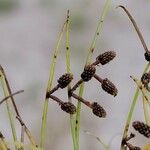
[83,130,109,150]
[46,84,60,97]
[0,90,24,105]
[120,63,150,150]
[0,65,20,116]
[75,1,111,149]
[86,0,111,64]
[20,125,25,150]
[40,18,67,149]
[142,96,150,125]
[71,93,91,108]
[0,69,18,150]
[16,116,37,148]
[75,83,84,150]
[65,10,78,150]
[0,66,37,148]
[118,6,149,52]
[48,94,63,105]
[70,79,83,94]
[93,74,103,83]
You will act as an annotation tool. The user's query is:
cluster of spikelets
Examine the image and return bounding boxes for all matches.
[46,51,118,118]
[122,121,150,150]
[122,61,150,150]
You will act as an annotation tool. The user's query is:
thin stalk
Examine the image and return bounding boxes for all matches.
[120,63,150,150]
[118,5,148,52]
[0,70,18,150]
[83,130,109,150]
[86,0,111,64]
[75,1,111,149]
[40,18,67,149]
[20,125,25,150]
[0,90,24,105]
[65,10,78,150]
[143,96,150,125]
[0,66,37,148]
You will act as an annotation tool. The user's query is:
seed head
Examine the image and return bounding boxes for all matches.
[141,72,150,86]
[132,121,150,138]
[96,51,116,65]
[101,78,118,97]
[91,102,106,118]
[57,73,73,88]
[61,102,76,114]
[144,51,150,61]
[81,65,96,82]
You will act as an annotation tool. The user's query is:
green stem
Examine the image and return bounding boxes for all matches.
[75,1,111,149]
[120,63,150,150]
[143,96,150,125]
[86,0,111,64]
[40,20,67,150]
[65,10,77,150]
[0,72,18,150]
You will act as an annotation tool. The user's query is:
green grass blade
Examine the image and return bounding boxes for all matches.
[86,0,111,65]
[75,1,111,149]
[40,21,67,150]
[65,10,78,150]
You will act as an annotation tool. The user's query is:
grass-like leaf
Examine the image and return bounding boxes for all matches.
[39,16,68,150]
[75,1,111,149]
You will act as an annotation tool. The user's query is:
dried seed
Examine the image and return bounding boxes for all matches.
[144,51,150,61]
[91,102,106,118]
[132,121,150,138]
[81,65,96,82]
[101,78,118,97]
[57,73,73,88]
[141,72,150,86]
[61,102,76,114]
[96,51,116,65]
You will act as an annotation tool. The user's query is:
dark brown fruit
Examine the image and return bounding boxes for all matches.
[141,73,150,86]
[61,102,76,114]
[132,121,150,138]
[81,65,96,82]
[96,51,116,65]
[101,78,118,97]
[57,73,73,88]
[144,51,150,61]
[91,102,106,118]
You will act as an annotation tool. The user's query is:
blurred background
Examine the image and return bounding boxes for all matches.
[0,0,150,149]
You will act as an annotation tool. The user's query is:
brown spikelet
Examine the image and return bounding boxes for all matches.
[132,121,150,138]
[81,65,96,82]
[144,51,150,61]
[96,51,116,65]
[101,78,118,97]
[141,72,150,86]
[61,102,76,114]
[91,102,106,118]
[57,73,73,88]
